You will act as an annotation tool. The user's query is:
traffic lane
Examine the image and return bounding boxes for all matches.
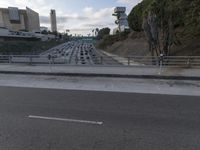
[1,114,200,150]
[0,86,200,128]
[1,98,200,133]
[0,86,200,149]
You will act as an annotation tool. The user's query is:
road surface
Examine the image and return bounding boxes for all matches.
[0,86,200,150]
[39,41,121,65]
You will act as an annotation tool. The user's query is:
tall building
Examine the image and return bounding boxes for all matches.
[50,9,57,32]
[26,7,40,32]
[112,7,129,34]
[0,7,40,32]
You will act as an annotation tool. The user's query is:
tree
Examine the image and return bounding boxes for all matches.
[92,29,95,36]
[92,28,100,37]
[142,0,182,57]
[128,0,200,57]
[66,29,70,33]
[96,27,110,40]
[48,30,52,34]
[95,28,100,36]
[41,30,48,35]
[52,31,58,36]
[186,0,200,35]
[128,0,152,31]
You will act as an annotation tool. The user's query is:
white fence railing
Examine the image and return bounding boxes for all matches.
[0,55,200,67]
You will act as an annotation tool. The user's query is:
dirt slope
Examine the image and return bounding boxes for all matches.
[101,32,200,57]
[103,32,149,57]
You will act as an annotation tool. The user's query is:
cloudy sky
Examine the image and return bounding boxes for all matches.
[0,0,142,35]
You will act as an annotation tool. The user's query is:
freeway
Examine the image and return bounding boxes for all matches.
[40,41,102,65]
[39,40,121,65]
[0,86,200,150]
[1,40,121,65]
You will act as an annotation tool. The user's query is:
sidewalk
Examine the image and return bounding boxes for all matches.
[0,64,200,80]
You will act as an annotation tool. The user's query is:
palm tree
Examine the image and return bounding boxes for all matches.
[92,29,95,37]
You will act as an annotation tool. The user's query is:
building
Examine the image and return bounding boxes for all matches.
[26,7,40,32]
[50,9,57,32]
[112,7,130,34]
[0,7,40,32]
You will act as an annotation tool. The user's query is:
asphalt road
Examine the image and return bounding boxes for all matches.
[40,41,102,65]
[0,86,200,150]
[38,41,120,66]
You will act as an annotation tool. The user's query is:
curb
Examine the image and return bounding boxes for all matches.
[0,70,200,81]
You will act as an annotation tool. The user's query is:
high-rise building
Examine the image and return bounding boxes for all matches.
[50,9,57,32]
[112,7,129,34]
[0,7,40,32]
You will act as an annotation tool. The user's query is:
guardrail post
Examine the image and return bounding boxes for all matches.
[187,57,191,67]
[29,56,32,65]
[65,56,68,64]
[157,56,160,66]
[9,55,12,64]
[75,56,78,65]
[158,54,164,74]
[128,57,130,66]
[52,57,54,64]
[152,56,155,66]
[100,56,103,64]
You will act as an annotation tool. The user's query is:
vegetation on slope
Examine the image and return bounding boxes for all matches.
[127,0,200,56]
[0,41,64,55]
[97,0,200,56]
[128,0,200,36]
[96,28,111,40]
[97,32,129,49]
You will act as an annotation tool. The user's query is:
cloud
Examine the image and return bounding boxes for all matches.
[83,7,93,15]
[93,7,114,19]
[82,22,115,28]
[54,6,116,35]
[0,0,141,35]
[70,28,93,32]
[116,0,142,13]
[40,15,89,25]
[40,16,49,24]
[117,0,142,5]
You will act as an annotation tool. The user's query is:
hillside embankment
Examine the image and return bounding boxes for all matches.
[97,0,200,57]
[97,32,200,57]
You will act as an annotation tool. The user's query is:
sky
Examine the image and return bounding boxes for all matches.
[0,0,142,35]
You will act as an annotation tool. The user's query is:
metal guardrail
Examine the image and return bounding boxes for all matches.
[0,55,200,67]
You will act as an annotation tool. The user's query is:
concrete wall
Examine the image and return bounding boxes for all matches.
[0,11,4,27]
[0,8,26,31]
[0,7,40,32]
[0,28,10,36]
[26,7,40,32]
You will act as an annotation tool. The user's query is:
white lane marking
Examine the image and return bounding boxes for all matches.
[28,115,103,125]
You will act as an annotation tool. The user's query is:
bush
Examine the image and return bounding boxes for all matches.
[97,32,130,49]
[96,27,111,40]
